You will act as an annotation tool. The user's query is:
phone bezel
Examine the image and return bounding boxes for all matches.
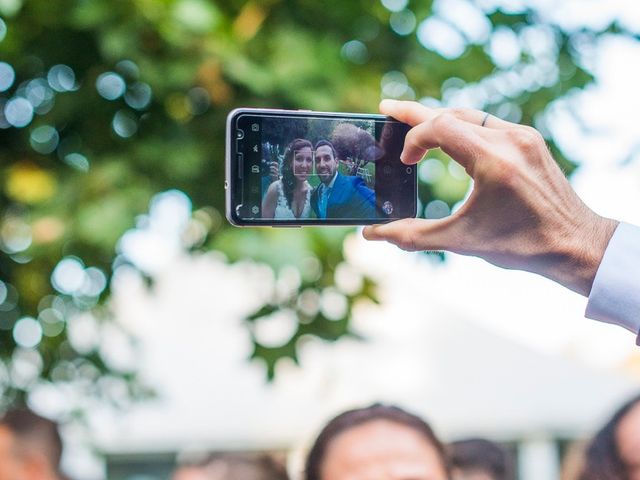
[225,107,417,227]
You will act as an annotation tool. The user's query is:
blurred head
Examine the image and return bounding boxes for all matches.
[580,393,640,480]
[282,138,313,207]
[449,438,511,480]
[314,140,338,185]
[304,404,449,480]
[0,408,63,480]
[173,452,288,480]
[330,123,380,165]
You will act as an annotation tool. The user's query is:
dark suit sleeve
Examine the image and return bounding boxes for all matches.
[346,177,377,219]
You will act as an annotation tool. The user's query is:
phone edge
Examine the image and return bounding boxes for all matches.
[224,107,418,227]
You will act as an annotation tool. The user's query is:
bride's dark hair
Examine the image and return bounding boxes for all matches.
[282,138,313,210]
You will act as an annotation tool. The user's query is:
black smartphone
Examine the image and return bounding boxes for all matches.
[225,108,417,226]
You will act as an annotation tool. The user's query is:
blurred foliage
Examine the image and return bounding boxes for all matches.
[0,0,630,405]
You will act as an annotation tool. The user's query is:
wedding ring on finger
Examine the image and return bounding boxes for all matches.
[481,112,490,127]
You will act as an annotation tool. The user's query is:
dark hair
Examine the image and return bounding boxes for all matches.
[197,452,289,480]
[579,393,640,480]
[449,438,512,480]
[314,139,337,160]
[282,138,313,210]
[0,408,63,470]
[304,403,449,480]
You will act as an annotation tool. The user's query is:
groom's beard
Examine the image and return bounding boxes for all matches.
[317,169,336,185]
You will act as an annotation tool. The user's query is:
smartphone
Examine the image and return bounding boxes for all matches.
[225,108,417,226]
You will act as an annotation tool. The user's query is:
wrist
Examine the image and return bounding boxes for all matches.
[551,213,619,297]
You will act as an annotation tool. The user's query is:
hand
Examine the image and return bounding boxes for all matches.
[269,161,280,181]
[363,100,618,296]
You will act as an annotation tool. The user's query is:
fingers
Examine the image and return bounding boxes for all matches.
[400,113,491,173]
[380,99,435,126]
[362,217,460,252]
[437,107,518,130]
[269,162,279,178]
[380,100,520,131]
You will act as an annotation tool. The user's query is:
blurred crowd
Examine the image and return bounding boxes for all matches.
[2,395,640,480]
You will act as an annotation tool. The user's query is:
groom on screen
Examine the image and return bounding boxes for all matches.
[310,139,376,219]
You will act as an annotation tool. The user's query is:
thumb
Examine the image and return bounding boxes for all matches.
[362,217,460,252]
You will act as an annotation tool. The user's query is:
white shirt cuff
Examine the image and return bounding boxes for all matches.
[585,222,640,342]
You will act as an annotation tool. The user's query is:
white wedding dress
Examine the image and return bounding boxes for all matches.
[274,181,311,219]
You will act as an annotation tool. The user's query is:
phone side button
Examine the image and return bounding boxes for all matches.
[271,225,301,228]
[237,153,243,179]
[224,180,228,190]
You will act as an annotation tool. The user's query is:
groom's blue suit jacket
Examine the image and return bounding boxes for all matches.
[311,173,376,219]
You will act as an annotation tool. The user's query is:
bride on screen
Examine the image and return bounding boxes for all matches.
[262,138,313,220]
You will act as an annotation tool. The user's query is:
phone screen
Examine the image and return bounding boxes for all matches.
[227,109,416,225]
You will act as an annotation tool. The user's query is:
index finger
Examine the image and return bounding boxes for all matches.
[380,99,435,126]
[400,113,491,172]
[380,100,518,131]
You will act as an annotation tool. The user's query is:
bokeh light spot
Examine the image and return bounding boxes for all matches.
[424,199,450,219]
[417,17,466,59]
[64,153,90,172]
[0,61,15,91]
[0,17,6,42]
[96,72,126,100]
[381,70,410,99]
[434,0,491,45]
[13,317,43,349]
[125,82,152,110]
[173,0,219,33]
[5,97,34,127]
[112,110,138,138]
[488,26,521,69]
[51,257,86,295]
[47,64,76,92]
[39,308,65,337]
[187,87,210,115]
[165,93,192,122]
[390,10,416,36]
[419,158,445,183]
[448,160,468,180]
[0,216,32,253]
[321,288,348,321]
[25,78,54,109]
[341,40,369,65]
[381,0,408,12]
[6,162,56,203]
[253,310,297,348]
[79,267,107,297]
[30,125,59,154]
[116,59,140,80]
[297,289,321,318]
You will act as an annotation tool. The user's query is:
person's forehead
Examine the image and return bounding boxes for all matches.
[315,145,334,156]
[321,420,445,480]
